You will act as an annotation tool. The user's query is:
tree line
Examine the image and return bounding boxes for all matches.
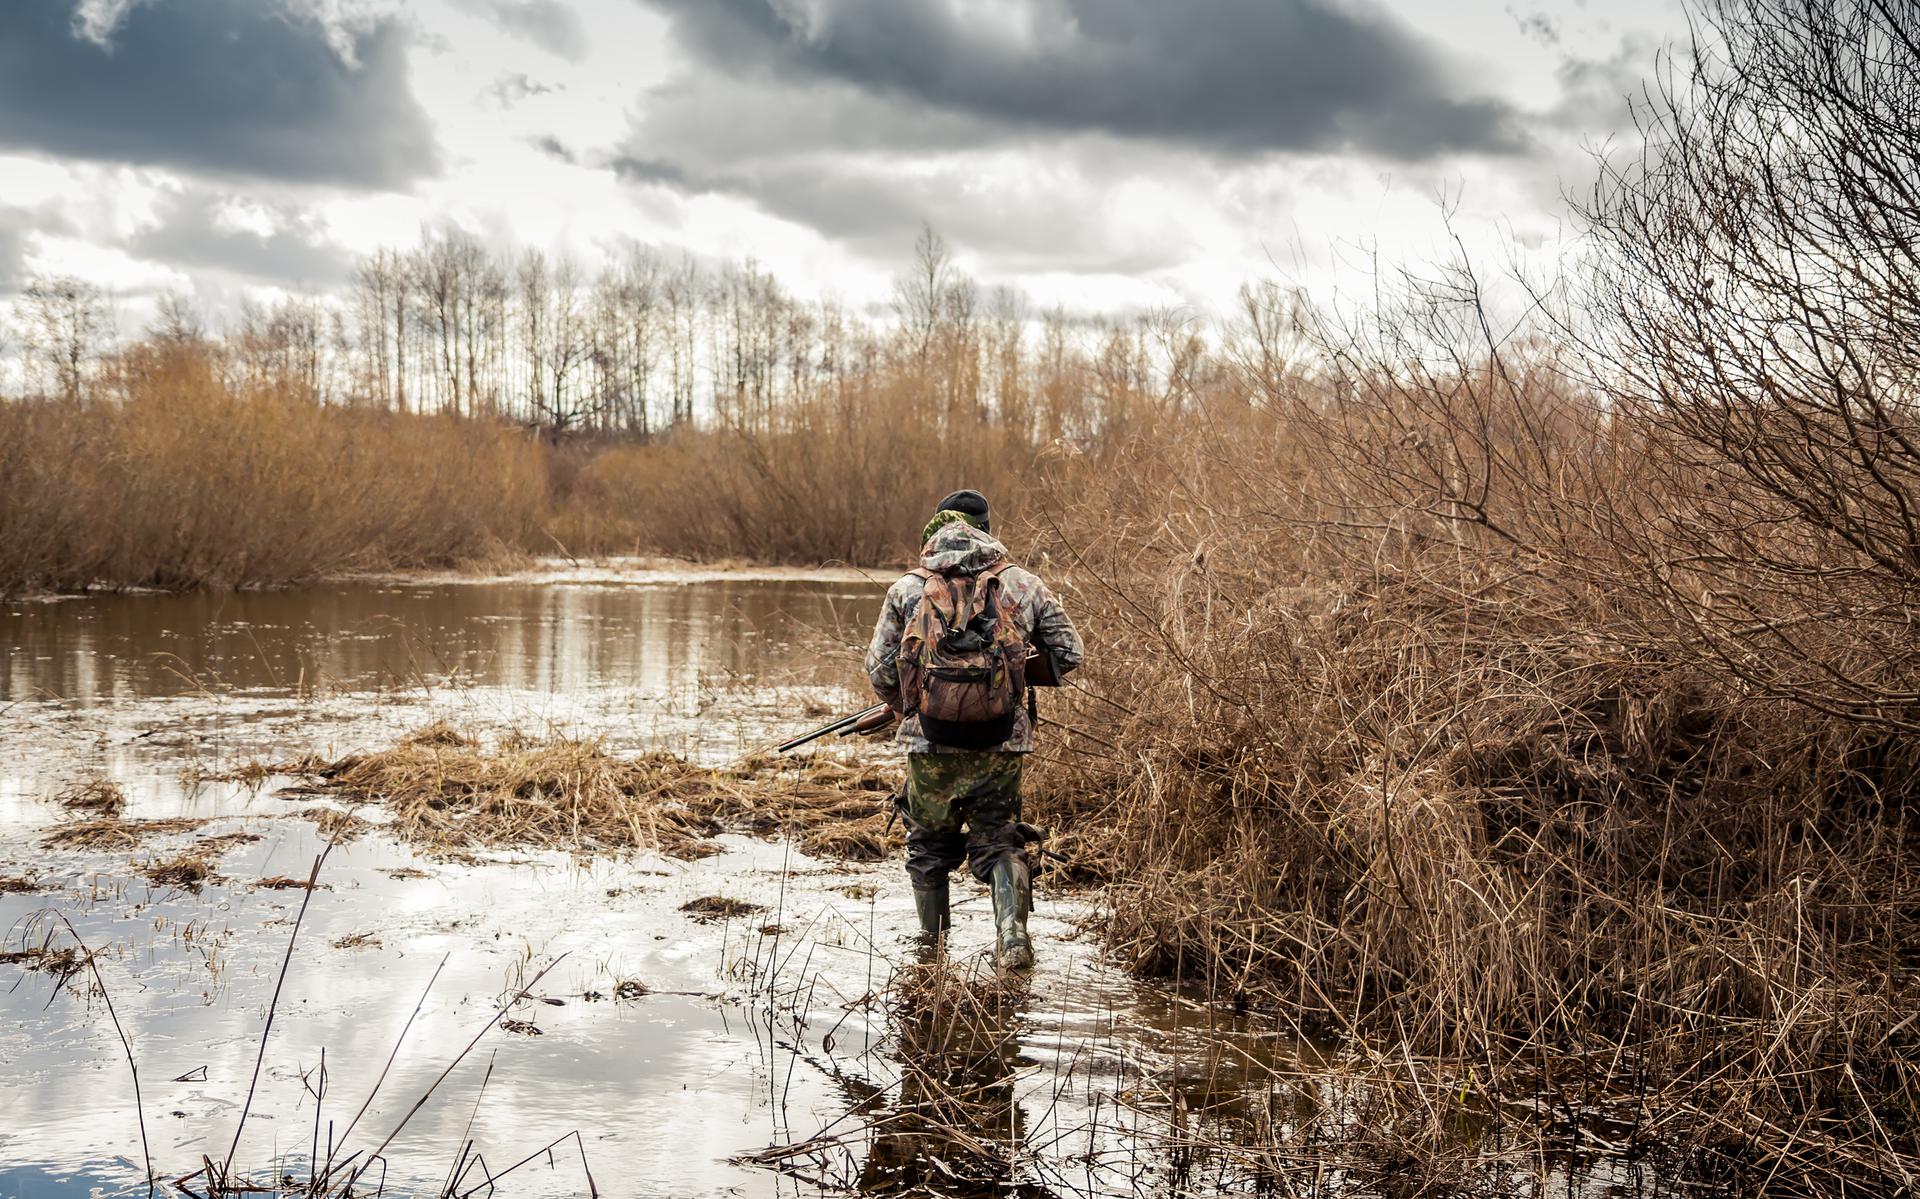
[1,226,1229,443]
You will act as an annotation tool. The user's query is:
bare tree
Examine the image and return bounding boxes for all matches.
[352,250,409,409]
[516,250,593,430]
[21,274,111,400]
[150,290,205,346]
[894,223,953,365]
[663,255,700,427]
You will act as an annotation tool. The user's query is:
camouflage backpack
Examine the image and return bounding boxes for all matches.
[899,562,1028,748]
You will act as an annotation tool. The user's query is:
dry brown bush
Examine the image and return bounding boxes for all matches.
[1016,312,1920,1189]
[0,343,547,593]
[549,375,1032,564]
[0,341,1043,591]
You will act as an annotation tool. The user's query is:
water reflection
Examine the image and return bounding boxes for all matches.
[855,962,1052,1198]
[2,575,880,706]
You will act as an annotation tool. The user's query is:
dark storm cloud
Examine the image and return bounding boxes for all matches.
[456,0,589,61]
[644,0,1525,160]
[128,191,355,289]
[613,149,1190,274]
[0,0,438,188]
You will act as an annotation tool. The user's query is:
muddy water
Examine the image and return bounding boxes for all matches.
[0,567,1304,1199]
[2,568,1686,1199]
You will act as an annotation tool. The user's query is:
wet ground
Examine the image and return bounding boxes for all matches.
[2,566,1696,1198]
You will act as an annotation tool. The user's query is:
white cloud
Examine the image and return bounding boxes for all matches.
[24,232,189,294]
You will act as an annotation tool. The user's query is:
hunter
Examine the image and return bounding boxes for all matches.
[865,489,1084,969]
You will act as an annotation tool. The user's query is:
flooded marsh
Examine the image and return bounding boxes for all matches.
[4,569,1705,1198]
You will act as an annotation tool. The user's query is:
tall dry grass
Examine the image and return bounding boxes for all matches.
[0,343,547,592]
[1016,318,1920,1191]
[549,375,1033,564]
[0,342,1044,592]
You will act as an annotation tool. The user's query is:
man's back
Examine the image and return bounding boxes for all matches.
[865,515,1083,754]
[860,489,1084,969]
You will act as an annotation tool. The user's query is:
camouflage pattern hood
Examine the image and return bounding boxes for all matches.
[920,519,1007,576]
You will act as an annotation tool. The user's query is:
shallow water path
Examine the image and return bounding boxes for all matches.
[0,567,1320,1199]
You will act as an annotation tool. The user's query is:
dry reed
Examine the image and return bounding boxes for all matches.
[1014,340,1920,1192]
[143,853,211,888]
[55,777,127,816]
[43,816,208,850]
[286,722,899,861]
[0,340,1039,594]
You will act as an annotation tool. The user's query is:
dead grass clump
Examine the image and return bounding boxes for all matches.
[403,721,473,749]
[195,831,262,854]
[0,876,44,894]
[42,816,206,851]
[255,875,329,891]
[56,777,125,815]
[290,725,897,861]
[680,896,765,923]
[182,759,281,788]
[799,824,889,861]
[0,945,83,977]
[144,854,210,889]
[299,806,373,843]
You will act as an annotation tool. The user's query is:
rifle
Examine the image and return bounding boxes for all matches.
[775,702,897,754]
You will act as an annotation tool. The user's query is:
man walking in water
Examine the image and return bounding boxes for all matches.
[866,489,1084,969]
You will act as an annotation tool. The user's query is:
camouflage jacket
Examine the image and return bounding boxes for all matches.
[865,519,1085,753]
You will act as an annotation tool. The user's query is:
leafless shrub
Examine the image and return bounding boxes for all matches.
[1019,245,1920,1190]
[1584,0,1920,734]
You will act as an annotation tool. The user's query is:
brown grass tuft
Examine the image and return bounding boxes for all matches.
[43,816,207,851]
[289,725,899,861]
[55,777,126,816]
[298,806,373,844]
[680,896,765,922]
[0,945,84,977]
[143,853,210,889]
[255,875,329,891]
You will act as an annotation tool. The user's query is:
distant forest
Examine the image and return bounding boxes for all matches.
[2,225,1229,440]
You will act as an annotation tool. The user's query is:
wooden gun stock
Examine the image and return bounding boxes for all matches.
[847,706,898,736]
[1025,645,1064,687]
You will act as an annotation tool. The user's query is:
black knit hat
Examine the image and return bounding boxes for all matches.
[933,489,990,532]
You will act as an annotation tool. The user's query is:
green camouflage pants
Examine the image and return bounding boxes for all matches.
[901,751,1026,888]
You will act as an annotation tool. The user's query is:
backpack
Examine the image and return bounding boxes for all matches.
[899,562,1028,749]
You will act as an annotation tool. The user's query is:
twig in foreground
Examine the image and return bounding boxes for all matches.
[52,912,155,1196]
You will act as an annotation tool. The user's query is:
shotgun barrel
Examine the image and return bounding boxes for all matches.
[775,701,892,754]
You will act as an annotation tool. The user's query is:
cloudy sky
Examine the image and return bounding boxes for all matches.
[0,0,1685,327]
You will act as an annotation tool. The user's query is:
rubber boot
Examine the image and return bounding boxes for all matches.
[912,879,950,939]
[989,857,1034,970]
